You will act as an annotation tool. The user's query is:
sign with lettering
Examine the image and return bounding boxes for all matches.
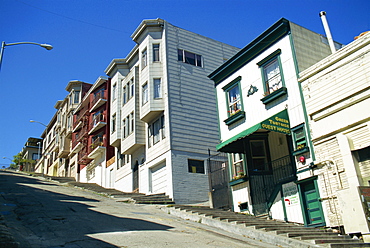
[261,109,290,134]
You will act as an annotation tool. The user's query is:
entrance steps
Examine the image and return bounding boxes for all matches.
[40,176,175,205]
[166,205,370,248]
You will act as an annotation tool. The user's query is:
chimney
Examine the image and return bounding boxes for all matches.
[319,11,336,54]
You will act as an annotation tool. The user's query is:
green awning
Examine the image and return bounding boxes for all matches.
[216,109,290,153]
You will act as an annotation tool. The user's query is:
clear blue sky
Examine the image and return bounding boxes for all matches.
[1,0,369,166]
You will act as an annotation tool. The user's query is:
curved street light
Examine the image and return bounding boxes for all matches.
[0,41,53,72]
[30,120,48,127]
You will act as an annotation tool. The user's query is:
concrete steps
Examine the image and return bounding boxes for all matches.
[130,193,175,204]
[170,205,368,248]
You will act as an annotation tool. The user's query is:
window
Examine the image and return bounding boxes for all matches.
[231,153,245,179]
[122,85,127,105]
[130,112,134,133]
[112,114,116,133]
[153,118,161,144]
[228,85,241,115]
[292,124,308,155]
[91,133,103,150]
[178,49,202,67]
[250,140,268,172]
[153,44,160,62]
[142,48,147,68]
[112,84,117,100]
[161,115,165,139]
[32,153,39,161]
[74,90,80,104]
[142,83,148,105]
[188,159,205,174]
[122,119,127,138]
[148,115,165,147]
[258,49,285,96]
[354,146,370,162]
[222,77,245,125]
[153,78,161,99]
[93,110,104,126]
[129,78,134,99]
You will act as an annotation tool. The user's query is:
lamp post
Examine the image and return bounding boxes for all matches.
[0,41,53,72]
[30,120,48,127]
[2,157,13,169]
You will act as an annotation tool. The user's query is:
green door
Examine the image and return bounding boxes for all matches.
[300,180,325,227]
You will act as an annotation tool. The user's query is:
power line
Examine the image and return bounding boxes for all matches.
[16,0,130,34]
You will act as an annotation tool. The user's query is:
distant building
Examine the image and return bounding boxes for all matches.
[35,80,91,176]
[21,137,42,172]
[105,18,240,203]
[209,18,338,226]
[299,32,370,234]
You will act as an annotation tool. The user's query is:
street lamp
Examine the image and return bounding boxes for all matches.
[30,120,47,127]
[0,41,53,72]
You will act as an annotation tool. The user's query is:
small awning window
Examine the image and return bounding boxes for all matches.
[217,109,290,153]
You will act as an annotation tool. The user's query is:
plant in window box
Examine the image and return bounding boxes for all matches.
[292,143,309,156]
[228,109,241,116]
[232,171,245,181]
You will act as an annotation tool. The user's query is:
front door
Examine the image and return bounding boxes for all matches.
[133,161,139,192]
[299,179,325,227]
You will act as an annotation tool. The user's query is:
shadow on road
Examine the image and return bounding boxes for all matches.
[0,171,173,248]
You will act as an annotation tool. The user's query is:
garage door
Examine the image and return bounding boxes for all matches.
[150,162,167,194]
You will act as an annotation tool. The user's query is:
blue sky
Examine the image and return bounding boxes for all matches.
[0,0,369,166]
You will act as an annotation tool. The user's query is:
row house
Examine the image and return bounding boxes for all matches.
[35,80,91,176]
[20,137,42,172]
[299,32,370,235]
[35,112,58,175]
[209,18,340,225]
[105,18,240,203]
[70,76,114,185]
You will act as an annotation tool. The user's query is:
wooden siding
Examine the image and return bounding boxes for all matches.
[165,22,240,154]
[345,124,370,150]
[314,137,347,227]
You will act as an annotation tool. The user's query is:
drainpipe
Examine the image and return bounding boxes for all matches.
[319,11,336,54]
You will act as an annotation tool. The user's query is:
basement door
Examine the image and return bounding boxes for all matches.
[150,162,167,194]
[299,178,326,227]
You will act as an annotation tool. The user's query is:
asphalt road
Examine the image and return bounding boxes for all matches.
[0,171,277,248]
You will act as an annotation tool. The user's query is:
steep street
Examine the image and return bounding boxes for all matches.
[0,171,276,248]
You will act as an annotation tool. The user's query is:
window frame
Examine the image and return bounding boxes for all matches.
[222,76,245,125]
[258,49,285,95]
[111,113,116,134]
[153,44,160,62]
[112,83,117,101]
[153,78,162,99]
[188,159,205,174]
[142,48,147,69]
[177,49,203,67]
[291,124,309,156]
[142,82,148,105]
[231,153,245,180]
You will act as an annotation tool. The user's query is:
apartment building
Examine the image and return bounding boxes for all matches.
[299,32,370,234]
[209,18,340,225]
[105,18,240,204]
[35,80,91,176]
[20,137,42,172]
[35,112,58,175]
[70,76,114,185]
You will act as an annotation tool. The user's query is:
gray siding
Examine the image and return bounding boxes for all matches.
[165,22,240,154]
[290,22,333,73]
